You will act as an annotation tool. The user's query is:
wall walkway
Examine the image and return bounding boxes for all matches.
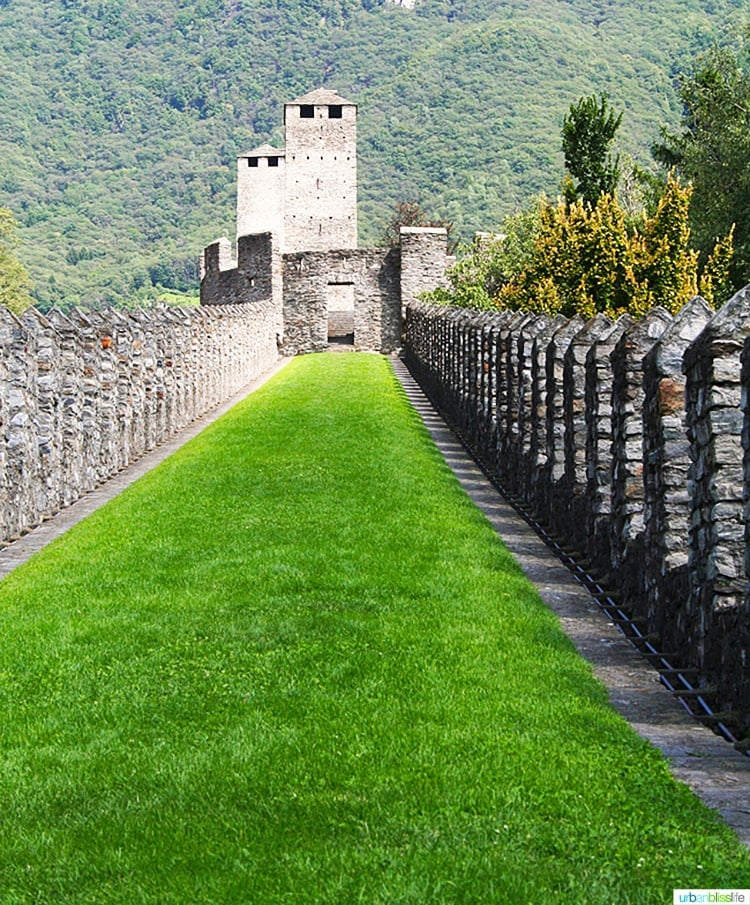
[392,355,750,847]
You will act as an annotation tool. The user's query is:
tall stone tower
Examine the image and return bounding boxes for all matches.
[235,87,357,254]
[282,88,357,253]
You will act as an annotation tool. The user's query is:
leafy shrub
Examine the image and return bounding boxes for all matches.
[425,176,734,317]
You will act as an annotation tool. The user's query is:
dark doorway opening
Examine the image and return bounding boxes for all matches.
[328,331,354,347]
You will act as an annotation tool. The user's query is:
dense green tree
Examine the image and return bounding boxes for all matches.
[424,233,507,310]
[498,192,637,317]
[562,93,623,207]
[653,31,750,288]
[423,201,542,309]
[0,209,33,315]
[148,257,201,292]
[627,174,699,315]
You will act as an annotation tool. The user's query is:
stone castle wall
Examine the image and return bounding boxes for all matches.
[200,234,283,316]
[201,226,450,356]
[405,290,750,736]
[399,227,452,312]
[280,247,401,355]
[0,300,278,546]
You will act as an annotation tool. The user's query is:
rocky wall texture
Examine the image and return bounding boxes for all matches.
[280,247,401,355]
[0,301,278,546]
[405,293,750,738]
[201,234,284,341]
[584,315,632,578]
[201,225,451,355]
[399,227,451,313]
[562,314,614,553]
[609,308,672,611]
[642,299,712,654]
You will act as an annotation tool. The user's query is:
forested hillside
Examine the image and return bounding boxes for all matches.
[0,0,745,308]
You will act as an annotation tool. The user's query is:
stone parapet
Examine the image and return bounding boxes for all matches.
[685,286,750,725]
[405,292,750,736]
[399,227,450,313]
[642,297,713,656]
[528,314,568,511]
[562,314,613,551]
[508,315,551,502]
[609,307,672,611]
[0,301,278,547]
[584,315,633,577]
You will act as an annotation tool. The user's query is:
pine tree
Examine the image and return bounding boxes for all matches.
[562,94,622,208]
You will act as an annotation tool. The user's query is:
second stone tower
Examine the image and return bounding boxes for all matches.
[236,87,357,254]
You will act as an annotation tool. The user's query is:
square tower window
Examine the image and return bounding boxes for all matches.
[248,158,259,167]
[268,157,279,167]
[328,105,342,119]
[300,105,314,118]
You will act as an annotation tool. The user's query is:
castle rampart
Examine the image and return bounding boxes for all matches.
[399,227,452,312]
[405,293,750,737]
[280,247,401,355]
[584,315,632,577]
[201,225,449,355]
[196,83,750,734]
[0,300,278,547]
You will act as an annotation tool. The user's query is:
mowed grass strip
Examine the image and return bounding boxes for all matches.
[0,353,747,904]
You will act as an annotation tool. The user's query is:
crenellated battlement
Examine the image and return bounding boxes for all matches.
[404,292,750,737]
[0,300,278,546]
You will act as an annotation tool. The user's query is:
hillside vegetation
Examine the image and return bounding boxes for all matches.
[0,0,745,308]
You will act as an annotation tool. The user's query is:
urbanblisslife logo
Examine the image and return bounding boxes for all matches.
[674,892,750,904]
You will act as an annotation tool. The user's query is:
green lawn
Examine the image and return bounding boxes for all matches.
[0,353,747,904]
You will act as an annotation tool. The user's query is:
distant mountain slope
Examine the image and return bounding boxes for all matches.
[0,0,745,308]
